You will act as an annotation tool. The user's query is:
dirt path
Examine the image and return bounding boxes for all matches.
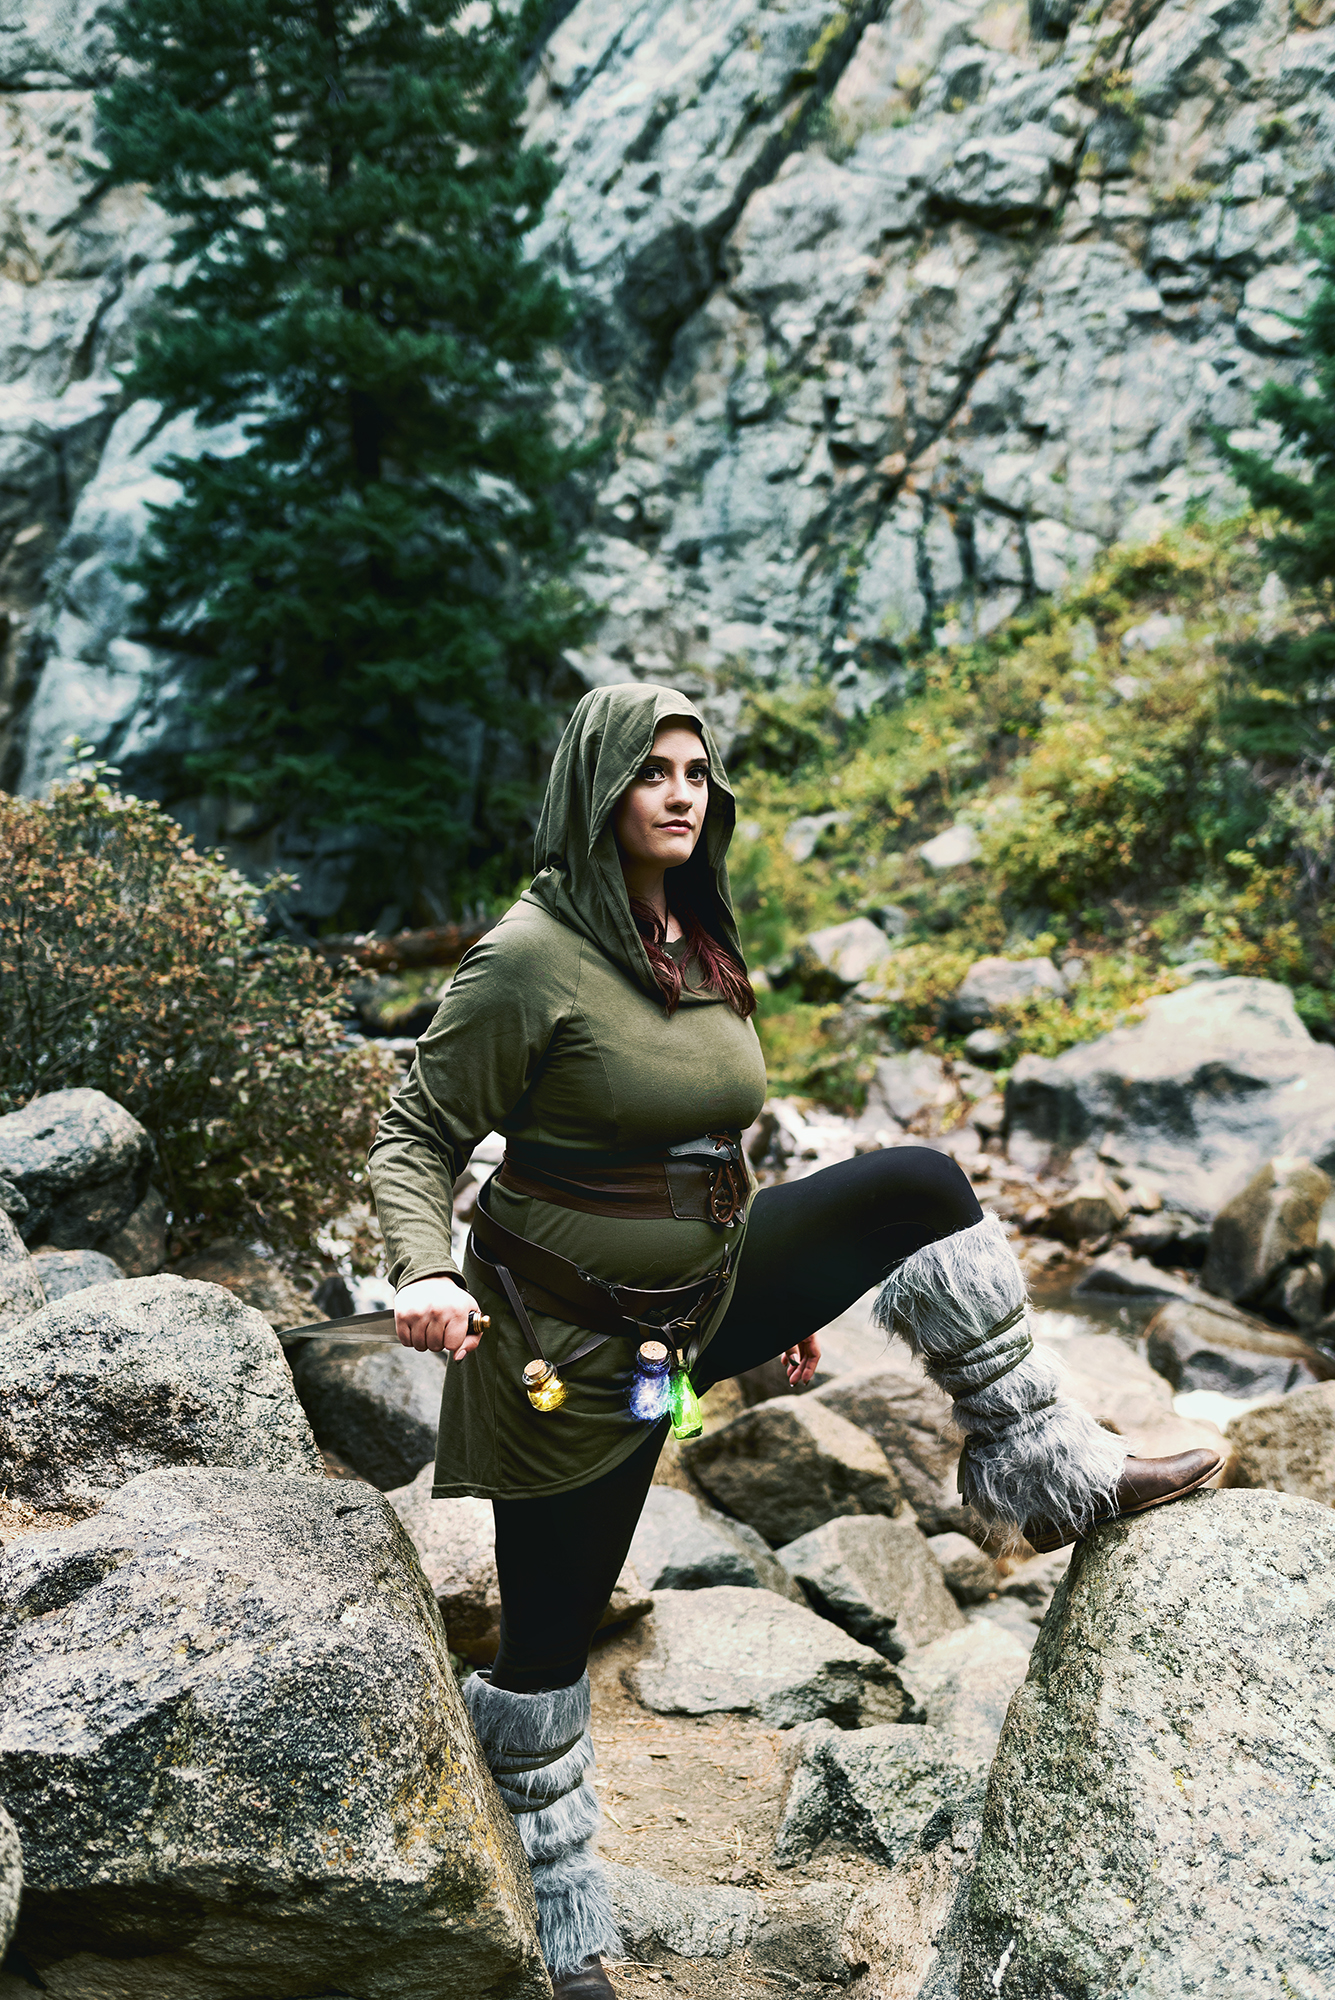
[589,1617,884,1996]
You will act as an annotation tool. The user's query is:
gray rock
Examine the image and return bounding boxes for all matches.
[784,811,853,864]
[29,1246,124,1301]
[0,1211,44,1330]
[1006,979,1335,1218]
[1229,1382,1335,1508]
[682,1397,907,1547]
[948,956,1067,1031]
[777,1513,964,1660]
[869,1051,955,1125]
[11,0,1329,839]
[633,1585,911,1729]
[811,1357,973,1538]
[919,823,981,872]
[928,1532,999,1606]
[0,1466,547,1998]
[0,1275,322,1516]
[0,1802,19,1964]
[606,1861,760,1959]
[1038,1177,1128,1246]
[751,1880,858,1984]
[963,1027,1013,1066]
[291,1335,445,1489]
[0,1088,152,1249]
[627,1484,804,1600]
[170,1240,324,1331]
[1119,1209,1212,1263]
[899,1620,1032,1764]
[961,1491,1335,1999]
[100,1183,168,1276]
[842,1779,986,2000]
[775,1720,988,1868]
[1202,1156,1332,1304]
[1146,1298,1331,1399]
[799,915,898,995]
[387,1461,652,1662]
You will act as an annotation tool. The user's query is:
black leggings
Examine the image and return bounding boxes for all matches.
[489,1146,982,1692]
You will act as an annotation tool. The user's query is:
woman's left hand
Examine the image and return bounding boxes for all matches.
[783,1334,821,1388]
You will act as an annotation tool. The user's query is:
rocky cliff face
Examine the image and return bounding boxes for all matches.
[1,0,1328,903]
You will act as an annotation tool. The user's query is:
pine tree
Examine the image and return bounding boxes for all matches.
[97,0,591,911]
[1223,223,1335,764]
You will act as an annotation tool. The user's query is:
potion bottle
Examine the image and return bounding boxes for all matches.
[522,1357,567,1411]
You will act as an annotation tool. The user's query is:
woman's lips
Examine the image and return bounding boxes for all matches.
[660,820,693,832]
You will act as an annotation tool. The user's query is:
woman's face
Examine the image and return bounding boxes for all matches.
[613,724,709,873]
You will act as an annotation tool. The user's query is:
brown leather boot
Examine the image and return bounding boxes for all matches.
[551,1957,618,1998]
[1024,1446,1224,1554]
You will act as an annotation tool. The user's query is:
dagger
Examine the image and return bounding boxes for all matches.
[277,1309,490,1347]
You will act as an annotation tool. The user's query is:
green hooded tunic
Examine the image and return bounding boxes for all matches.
[367,683,769,1499]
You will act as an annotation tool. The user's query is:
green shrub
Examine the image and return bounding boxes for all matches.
[0,778,399,1254]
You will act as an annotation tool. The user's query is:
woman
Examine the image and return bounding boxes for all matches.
[368,682,1220,2000]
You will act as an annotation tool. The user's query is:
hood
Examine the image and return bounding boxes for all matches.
[525,681,744,1006]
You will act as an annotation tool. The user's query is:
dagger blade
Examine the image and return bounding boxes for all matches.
[277,1308,399,1346]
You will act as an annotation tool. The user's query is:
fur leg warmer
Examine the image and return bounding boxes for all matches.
[873,1212,1126,1541]
[462,1671,620,1979]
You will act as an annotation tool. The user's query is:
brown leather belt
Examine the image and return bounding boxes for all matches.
[469,1174,733,1366]
[498,1132,748,1226]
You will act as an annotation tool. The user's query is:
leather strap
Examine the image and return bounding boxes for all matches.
[469,1174,732,1354]
[498,1132,747,1226]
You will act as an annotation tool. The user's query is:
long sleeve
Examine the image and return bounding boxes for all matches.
[367,910,579,1289]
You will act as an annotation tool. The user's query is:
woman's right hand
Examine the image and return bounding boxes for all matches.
[394,1276,486,1360]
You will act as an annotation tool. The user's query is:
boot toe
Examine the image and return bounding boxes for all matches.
[1023,1445,1224,1553]
[1113,1446,1224,1515]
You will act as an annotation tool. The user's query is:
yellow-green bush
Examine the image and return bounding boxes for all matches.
[0,777,399,1254]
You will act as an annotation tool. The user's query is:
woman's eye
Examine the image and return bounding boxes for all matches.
[688,765,709,782]
[638,764,664,781]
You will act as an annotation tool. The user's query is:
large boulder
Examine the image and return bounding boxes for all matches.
[960,1490,1335,1999]
[927,1531,1000,1605]
[811,1356,974,1538]
[387,1462,652,1663]
[947,955,1067,1031]
[842,1779,985,2000]
[0,1088,152,1249]
[775,1720,987,1868]
[683,1397,907,1547]
[796,916,898,998]
[632,1585,911,1729]
[1004,977,1335,1218]
[29,1246,124,1301]
[627,1484,804,1600]
[866,1051,955,1126]
[291,1336,444,1489]
[606,1862,760,1960]
[0,1276,322,1516]
[0,1211,44,1330]
[776,1513,964,1660]
[101,1183,168,1276]
[0,1467,547,1998]
[0,1802,19,1963]
[171,1242,324,1332]
[1201,1155,1332,1306]
[1229,1382,1335,1507]
[899,1621,1033,1764]
[1146,1298,1333,1399]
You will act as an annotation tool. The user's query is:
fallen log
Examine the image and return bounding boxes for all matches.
[312,919,493,973]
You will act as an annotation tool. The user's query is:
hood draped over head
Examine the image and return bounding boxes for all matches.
[525,682,745,1007]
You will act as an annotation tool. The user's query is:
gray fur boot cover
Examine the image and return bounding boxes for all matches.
[462,1670,620,1978]
[873,1212,1126,1540]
